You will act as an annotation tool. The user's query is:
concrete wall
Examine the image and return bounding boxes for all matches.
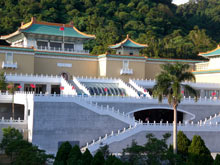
[116,48,140,56]
[105,58,146,82]
[34,56,98,77]
[145,62,161,79]
[0,51,35,74]
[32,102,128,154]
[109,131,220,153]
[96,102,220,122]
[195,73,220,83]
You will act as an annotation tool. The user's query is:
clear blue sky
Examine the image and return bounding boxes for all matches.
[173,0,189,5]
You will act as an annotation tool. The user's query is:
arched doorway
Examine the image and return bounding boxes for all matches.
[134,109,183,123]
[61,72,69,81]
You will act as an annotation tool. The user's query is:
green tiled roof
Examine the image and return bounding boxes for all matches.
[22,24,94,39]
[146,58,204,63]
[35,51,97,58]
[193,70,220,74]
[0,46,34,52]
[110,39,146,49]
[199,46,220,57]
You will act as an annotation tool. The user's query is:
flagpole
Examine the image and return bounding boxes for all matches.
[63,24,64,50]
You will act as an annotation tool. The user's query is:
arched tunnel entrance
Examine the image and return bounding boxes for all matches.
[134,109,183,123]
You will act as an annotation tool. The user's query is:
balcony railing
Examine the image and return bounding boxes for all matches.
[37,46,90,54]
[195,62,209,71]
[2,61,17,69]
[120,68,133,75]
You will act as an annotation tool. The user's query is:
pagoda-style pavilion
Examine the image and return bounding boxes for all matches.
[109,35,148,55]
[0,17,95,54]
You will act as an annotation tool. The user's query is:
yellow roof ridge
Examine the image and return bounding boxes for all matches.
[199,44,220,56]
[109,34,148,47]
[1,17,96,39]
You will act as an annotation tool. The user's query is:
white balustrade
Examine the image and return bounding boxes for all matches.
[6,73,61,84]
[2,61,17,69]
[60,77,77,95]
[81,121,220,153]
[129,79,151,98]
[37,46,89,54]
[0,116,27,124]
[72,77,90,96]
[118,80,139,97]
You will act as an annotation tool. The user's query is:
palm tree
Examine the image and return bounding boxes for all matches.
[7,83,18,120]
[153,63,197,154]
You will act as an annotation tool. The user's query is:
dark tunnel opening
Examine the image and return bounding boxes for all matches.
[134,109,183,123]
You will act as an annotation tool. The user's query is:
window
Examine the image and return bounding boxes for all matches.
[5,52,13,64]
[64,43,74,51]
[50,42,62,50]
[123,60,129,69]
[37,41,48,49]
[129,52,133,55]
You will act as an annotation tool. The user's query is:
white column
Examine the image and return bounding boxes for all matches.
[200,89,205,98]
[20,82,24,91]
[46,84,51,94]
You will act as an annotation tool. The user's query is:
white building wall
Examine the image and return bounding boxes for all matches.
[74,42,84,51]
[208,57,220,70]
[26,37,37,48]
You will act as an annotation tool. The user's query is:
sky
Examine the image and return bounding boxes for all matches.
[173,0,189,5]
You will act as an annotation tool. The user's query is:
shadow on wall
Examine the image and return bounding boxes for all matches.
[0,103,24,120]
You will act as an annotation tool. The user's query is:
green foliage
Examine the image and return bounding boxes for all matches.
[0,126,23,151]
[122,133,177,164]
[54,141,72,165]
[122,140,144,164]
[0,72,7,91]
[67,145,82,165]
[91,151,105,165]
[105,155,124,165]
[0,0,218,58]
[98,145,110,159]
[0,127,53,164]
[214,154,220,165]
[144,133,171,164]
[9,140,52,165]
[153,63,197,106]
[177,131,191,160]
[81,148,93,165]
[188,135,213,165]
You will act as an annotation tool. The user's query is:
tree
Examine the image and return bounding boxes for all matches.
[7,83,18,120]
[214,154,220,165]
[122,140,144,164]
[91,151,105,165]
[98,144,110,159]
[122,133,175,164]
[188,135,213,165]
[0,72,7,91]
[153,63,197,154]
[54,141,72,165]
[67,145,82,165]
[177,131,190,160]
[0,127,23,152]
[144,133,171,164]
[0,127,53,164]
[105,155,124,165]
[81,148,93,165]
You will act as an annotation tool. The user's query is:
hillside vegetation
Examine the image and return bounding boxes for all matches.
[0,0,219,59]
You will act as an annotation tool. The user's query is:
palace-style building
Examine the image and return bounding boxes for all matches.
[0,18,220,155]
